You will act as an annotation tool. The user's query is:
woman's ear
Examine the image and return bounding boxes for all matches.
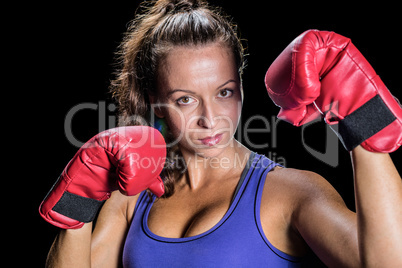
[149,95,165,118]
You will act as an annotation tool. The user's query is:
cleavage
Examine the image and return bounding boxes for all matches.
[147,189,234,238]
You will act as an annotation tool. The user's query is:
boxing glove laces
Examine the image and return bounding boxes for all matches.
[39,126,166,229]
[265,29,402,152]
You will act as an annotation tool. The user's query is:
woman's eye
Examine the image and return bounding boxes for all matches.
[218,89,233,98]
[177,96,196,105]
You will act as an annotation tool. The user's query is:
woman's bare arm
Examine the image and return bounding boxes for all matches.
[284,168,359,267]
[46,191,138,268]
[292,146,402,267]
[46,223,92,268]
[351,146,402,267]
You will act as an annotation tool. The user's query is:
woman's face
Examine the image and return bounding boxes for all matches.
[154,43,243,158]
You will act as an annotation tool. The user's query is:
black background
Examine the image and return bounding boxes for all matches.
[11,1,401,266]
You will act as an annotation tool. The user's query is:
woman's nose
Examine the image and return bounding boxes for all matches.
[197,102,218,129]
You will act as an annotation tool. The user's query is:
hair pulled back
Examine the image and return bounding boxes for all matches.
[111,0,246,197]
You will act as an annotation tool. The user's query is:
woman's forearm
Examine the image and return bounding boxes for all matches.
[46,222,92,268]
[351,146,402,266]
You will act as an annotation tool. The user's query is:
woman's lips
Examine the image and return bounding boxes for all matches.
[199,133,223,146]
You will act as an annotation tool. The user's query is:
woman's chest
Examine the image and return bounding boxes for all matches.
[147,188,234,238]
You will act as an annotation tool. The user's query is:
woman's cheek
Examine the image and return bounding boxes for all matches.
[222,101,242,130]
[164,108,190,141]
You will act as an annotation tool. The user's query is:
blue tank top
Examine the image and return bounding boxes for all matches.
[123,153,302,267]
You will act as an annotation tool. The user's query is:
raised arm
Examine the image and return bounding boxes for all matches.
[46,191,138,268]
[351,146,402,266]
[46,222,93,267]
[265,29,402,266]
[41,126,166,266]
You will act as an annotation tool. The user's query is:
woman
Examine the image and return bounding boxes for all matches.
[45,0,402,267]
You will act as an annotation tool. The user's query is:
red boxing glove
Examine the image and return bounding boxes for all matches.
[39,126,166,229]
[265,29,402,152]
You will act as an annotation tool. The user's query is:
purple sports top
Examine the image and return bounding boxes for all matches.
[123,153,302,267]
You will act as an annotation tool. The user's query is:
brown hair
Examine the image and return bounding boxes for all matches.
[111,0,246,197]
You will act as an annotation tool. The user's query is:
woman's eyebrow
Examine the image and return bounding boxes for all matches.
[217,79,237,89]
[166,89,196,98]
[166,79,237,98]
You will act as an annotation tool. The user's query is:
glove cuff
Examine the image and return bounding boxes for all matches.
[52,191,105,223]
[335,95,396,151]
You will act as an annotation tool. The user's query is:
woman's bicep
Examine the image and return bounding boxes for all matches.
[292,171,359,268]
[90,190,139,268]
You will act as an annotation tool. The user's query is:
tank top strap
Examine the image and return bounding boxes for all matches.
[234,152,279,205]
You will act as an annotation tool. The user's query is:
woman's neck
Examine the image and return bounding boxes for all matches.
[178,140,251,190]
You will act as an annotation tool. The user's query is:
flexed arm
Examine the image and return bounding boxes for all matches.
[41,126,166,267]
[40,126,166,229]
[265,30,402,266]
[351,146,402,266]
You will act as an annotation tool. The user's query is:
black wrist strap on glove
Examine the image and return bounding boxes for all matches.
[52,191,105,223]
[334,95,396,151]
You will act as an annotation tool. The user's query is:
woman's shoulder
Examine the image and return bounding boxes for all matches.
[268,166,325,186]
[264,166,344,207]
[261,166,347,231]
